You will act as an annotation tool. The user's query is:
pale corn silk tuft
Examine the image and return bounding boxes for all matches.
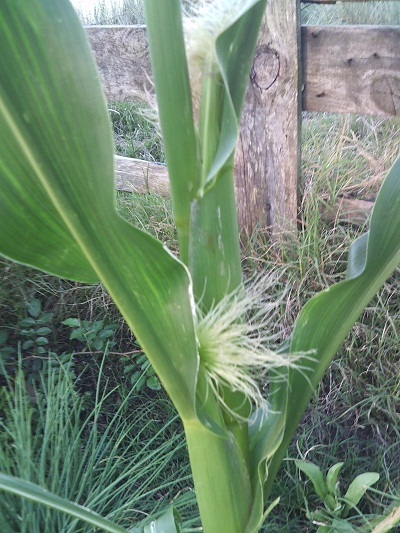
[184,0,250,98]
[195,272,314,421]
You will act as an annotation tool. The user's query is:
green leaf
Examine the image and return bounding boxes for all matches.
[143,0,198,263]
[36,327,52,336]
[146,376,161,391]
[295,460,328,500]
[92,338,104,350]
[19,318,36,327]
[0,0,199,422]
[70,328,86,341]
[37,312,53,324]
[36,347,47,355]
[35,337,49,346]
[22,340,35,350]
[331,518,357,532]
[188,0,268,308]
[342,472,379,516]
[130,506,182,533]
[205,0,268,190]
[246,403,287,532]
[61,318,81,328]
[326,462,344,496]
[99,329,116,339]
[123,364,136,374]
[0,3,103,284]
[324,493,339,513]
[27,299,41,318]
[0,473,129,533]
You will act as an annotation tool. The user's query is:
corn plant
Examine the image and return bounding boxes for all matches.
[0,1,399,532]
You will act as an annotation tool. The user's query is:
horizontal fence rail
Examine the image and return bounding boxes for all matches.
[87,24,400,118]
[303,26,400,115]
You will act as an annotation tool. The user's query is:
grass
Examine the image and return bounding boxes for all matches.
[0,357,199,532]
[76,0,195,25]
[301,1,400,25]
[75,0,145,25]
[109,101,164,162]
[0,1,399,531]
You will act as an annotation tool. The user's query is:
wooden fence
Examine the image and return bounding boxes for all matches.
[86,0,400,236]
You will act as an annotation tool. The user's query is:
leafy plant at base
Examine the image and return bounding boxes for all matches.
[63,318,161,391]
[62,317,118,352]
[296,459,380,532]
[0,298,74,383]
[0,1,399,532]
[0,297,53,359]
[121,352,161,392]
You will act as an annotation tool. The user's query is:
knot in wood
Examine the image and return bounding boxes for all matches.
[250,45,280,91]
[371,75,400,116]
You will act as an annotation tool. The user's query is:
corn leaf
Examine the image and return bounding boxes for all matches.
[131,507,182,533]
[188,0,267,307]
[265,157,400,497]
[0,473,128,533]
[204,0,268,191]
[0,0,199,421]
[143,1,198,263]
[246,404,287,532]
[0,473,182,533]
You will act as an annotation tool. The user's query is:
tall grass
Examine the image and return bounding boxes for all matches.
[75,0,145,25]
[301,1,400,25]
[0,357,198,531]
[75,0,196,25]
[110,102,164,162]
[73,0,400,26]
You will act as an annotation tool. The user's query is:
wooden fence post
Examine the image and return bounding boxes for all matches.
[234,0,301,237]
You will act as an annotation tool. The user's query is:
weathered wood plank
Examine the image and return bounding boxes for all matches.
[86,25,152,102]
[234,0,301,235]
[86,25,400,118]
[302,25,400,116]
[320,197,374,225]
[114,156,375,227]
[114,155,169,195]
